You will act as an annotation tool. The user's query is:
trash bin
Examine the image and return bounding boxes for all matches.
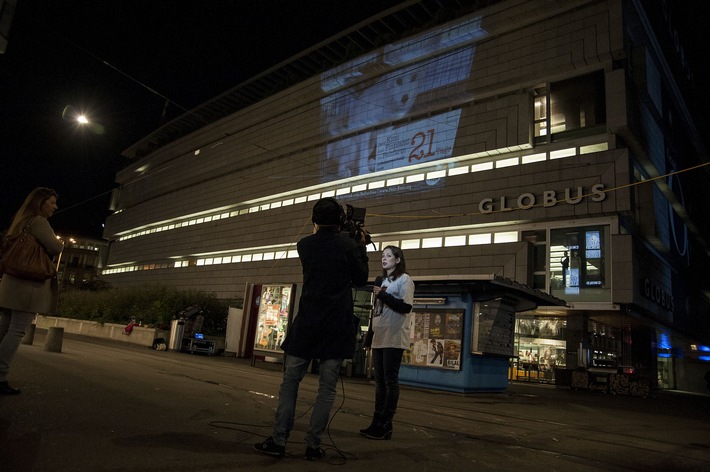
[168,317,185,351]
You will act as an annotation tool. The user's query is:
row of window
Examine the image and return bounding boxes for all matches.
[104,220,614,305]
[113,139,609,244]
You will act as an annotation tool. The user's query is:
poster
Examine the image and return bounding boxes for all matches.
[404,309,464,370]
[254,284,294,352]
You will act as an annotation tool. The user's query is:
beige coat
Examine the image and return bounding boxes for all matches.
[0,216,64,314]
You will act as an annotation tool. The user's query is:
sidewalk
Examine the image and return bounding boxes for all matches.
[1,330,709,472]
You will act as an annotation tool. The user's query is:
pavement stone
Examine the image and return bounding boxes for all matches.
[1,330,709,472]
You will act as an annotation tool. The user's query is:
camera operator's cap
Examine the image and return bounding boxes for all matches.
[312,197,344,225]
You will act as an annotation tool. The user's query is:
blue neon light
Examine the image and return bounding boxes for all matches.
[659,333,671,350]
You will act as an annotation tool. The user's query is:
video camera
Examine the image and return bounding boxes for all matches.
[342,204,373,247]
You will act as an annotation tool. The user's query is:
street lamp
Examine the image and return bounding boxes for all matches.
[62,105,105,134]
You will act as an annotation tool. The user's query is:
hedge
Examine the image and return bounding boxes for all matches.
[58,285,240,336]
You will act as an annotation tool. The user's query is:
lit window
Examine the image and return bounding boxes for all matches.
[422,237,443,248]
[448,166,468,176]
[534,71,606,142]
[471,162,493,173]
[406,173,425,183]
[580,142,608,154]
[522,153,546,164]
[496,157,519,168]
[401,239,421,250]
[494,231,518,243]
[445,235,467,246]
[427,170,446,180]
[550,148,576,160]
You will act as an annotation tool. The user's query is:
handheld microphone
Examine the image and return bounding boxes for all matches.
[373,276,383,288]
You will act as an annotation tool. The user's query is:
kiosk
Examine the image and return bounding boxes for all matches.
[399,275,566,393]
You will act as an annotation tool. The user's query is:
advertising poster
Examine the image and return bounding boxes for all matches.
[405,309,464,370]
[254,284,293,352]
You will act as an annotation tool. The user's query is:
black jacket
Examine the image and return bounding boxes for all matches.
[281,229,369,360]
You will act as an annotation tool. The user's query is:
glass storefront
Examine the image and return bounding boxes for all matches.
[512,315,567,383]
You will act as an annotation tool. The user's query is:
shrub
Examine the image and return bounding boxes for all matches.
[58,285,238,336]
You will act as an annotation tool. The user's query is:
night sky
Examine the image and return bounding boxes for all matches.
[1,0,708,239]
[0,0,405,238]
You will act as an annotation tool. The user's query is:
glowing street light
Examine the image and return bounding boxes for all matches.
[61,105,105,135]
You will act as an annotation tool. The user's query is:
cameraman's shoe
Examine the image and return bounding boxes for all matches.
[253,437,285,458]
[305,446,325,461]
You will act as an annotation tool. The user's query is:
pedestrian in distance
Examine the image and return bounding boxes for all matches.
[0,187,64,395]
[360,245,414,440]
[253,197,369,461]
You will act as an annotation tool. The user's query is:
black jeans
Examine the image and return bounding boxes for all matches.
[372,347,404,422]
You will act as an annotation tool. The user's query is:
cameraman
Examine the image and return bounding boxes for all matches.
[254,197,369,461]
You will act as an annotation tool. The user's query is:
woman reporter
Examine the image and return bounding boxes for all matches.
[0,187,64,395]
[360,245,414,440]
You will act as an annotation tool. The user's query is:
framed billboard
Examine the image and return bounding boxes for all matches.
[404,309,464,371]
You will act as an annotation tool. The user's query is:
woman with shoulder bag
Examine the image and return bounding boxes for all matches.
[0,187,64,395]
[359,245,414,440]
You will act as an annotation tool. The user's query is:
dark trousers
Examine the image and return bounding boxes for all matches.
[372,347,404,422]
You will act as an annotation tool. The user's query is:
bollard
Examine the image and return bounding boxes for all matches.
[44,327,64,353]
[21,324,36,345]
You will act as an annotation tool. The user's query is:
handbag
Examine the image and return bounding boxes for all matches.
[0,226,56,282]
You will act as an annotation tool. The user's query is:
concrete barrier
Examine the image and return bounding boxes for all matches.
[34,316,225,354]
[35,316,169,348]
[44,327,64,352]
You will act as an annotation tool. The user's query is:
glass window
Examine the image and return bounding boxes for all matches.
[549,225,611,302]
[534,71,606,141]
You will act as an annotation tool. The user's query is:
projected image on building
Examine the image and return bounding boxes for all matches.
[319,17,486,183]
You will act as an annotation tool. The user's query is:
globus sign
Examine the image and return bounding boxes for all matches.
[478,184,606,213]
[643,278,675,312]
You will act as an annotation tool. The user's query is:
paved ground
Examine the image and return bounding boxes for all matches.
[1,329,709,472]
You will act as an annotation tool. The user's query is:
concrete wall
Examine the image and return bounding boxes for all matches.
[35,316,169,348]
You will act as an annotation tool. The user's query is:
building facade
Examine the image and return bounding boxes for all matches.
[102,0,710,393]
[55,235,108,288]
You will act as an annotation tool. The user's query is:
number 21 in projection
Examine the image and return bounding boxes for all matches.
[408,128,436,162]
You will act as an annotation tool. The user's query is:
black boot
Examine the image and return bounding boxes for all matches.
[0,381,21,395]
[359,413,384,436]
[362,421,392,440]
